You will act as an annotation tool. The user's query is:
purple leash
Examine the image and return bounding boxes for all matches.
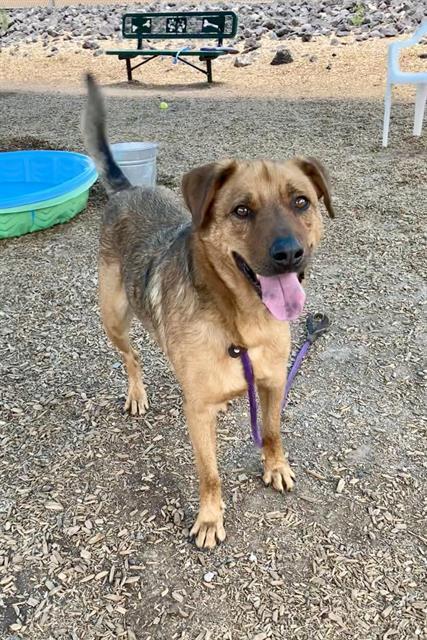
[240,349,263,448]
[281,341,311,410]
[231,313,330,448]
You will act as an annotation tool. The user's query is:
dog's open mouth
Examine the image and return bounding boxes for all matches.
[233,252,306,322]
[233,252,262,297]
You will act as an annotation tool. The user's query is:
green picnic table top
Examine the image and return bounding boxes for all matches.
[105,49,227,57]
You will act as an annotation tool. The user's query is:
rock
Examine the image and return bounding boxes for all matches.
[330,37,339,45]
[243,44,259,54]
[275,26,290,38]
[301,23,313,33]
[93,49,103,57]
[262,19,277,31]
[0,2,423,53]
[243,36,258,50]
[234,53,253,68]
[380,26,398,37]
[419,53,427,60]
[270,47,293,65]
[309,54,317,63]
[99,25,113,37]
[82,40,99,50]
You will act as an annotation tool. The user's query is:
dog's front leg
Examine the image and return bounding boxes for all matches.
[258,385,295,492]
[184,401,225,549]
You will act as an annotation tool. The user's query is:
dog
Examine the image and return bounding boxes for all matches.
[83,74,334,549]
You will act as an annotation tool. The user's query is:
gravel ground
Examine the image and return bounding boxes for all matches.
[2,0,426,47]
[0,88,426,640]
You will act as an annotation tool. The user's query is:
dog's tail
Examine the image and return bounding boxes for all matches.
[82,73,131,196]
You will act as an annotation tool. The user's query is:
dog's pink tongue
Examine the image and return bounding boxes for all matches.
[258,273,306,321]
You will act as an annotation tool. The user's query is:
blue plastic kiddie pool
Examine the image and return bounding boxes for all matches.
[0,150,98,239]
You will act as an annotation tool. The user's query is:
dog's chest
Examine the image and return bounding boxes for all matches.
[209,343,287,403]
[170,317,290,404]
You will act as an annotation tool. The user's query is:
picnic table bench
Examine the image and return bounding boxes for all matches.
[106,11,239,84]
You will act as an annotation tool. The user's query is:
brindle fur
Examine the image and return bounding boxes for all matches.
[83,74,334,549]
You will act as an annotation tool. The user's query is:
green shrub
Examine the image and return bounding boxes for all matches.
[351,3,365,27]
[0,9,9,34]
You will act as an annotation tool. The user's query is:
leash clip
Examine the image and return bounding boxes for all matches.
[228,344,246,358]
[306,312,330,344]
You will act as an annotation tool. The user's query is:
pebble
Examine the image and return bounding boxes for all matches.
[203,571,216,583]
[336,478,346,494]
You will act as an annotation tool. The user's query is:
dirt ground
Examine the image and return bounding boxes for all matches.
[0,36,426,99]
[0,39,427,640]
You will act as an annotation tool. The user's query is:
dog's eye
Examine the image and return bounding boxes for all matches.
[233,205,252,219]
[293,196,310,212]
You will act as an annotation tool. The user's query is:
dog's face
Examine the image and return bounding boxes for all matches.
[182,158,334,319]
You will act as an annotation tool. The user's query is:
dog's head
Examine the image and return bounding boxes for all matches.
[182,158,334,321]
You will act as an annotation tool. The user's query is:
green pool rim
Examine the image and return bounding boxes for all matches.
[0,179,97,239]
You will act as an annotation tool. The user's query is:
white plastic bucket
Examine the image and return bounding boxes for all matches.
[110,142,158,188]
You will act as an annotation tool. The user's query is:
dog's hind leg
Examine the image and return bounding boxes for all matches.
[99,259,149,415]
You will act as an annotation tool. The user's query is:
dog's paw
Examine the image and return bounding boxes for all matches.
[125,382,149,416]
[263,460,295,493]
[190,505,226,549]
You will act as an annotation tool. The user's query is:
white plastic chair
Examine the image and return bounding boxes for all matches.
[382,22,427,147]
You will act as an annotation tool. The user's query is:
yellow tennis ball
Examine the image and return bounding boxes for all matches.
[159,101,169,110]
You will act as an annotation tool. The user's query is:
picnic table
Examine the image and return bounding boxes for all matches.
[106,11,239,84]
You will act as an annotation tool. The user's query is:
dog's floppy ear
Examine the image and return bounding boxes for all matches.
[182,160,237,229]
[294,157,335,218]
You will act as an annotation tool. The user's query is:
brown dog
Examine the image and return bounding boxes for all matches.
[83,75,334,549]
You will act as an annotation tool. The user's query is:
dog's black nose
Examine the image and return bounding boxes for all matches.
[270,236,304,269]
